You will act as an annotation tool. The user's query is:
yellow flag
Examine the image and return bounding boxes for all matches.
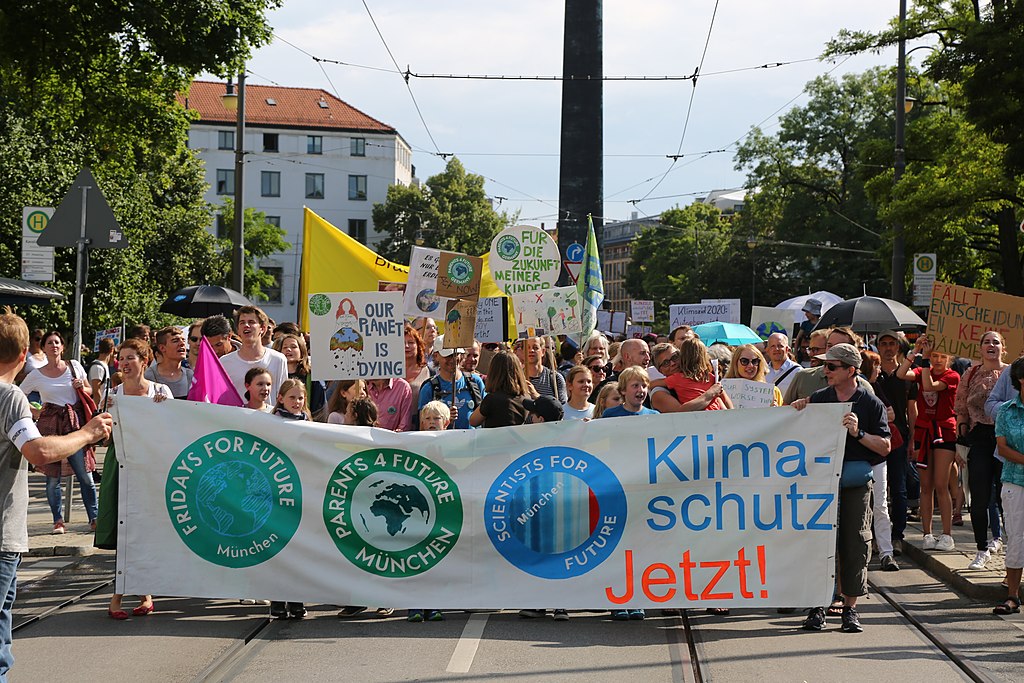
[300,208,509,331]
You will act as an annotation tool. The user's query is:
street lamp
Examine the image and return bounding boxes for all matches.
[221,71,246,294]
[891,0,908,303]
[746,235,758,305]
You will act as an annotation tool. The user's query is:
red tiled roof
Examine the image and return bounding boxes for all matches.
[179,80,396,134]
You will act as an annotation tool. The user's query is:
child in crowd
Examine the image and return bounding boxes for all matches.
[326,379,367,425]
[243,367,274,412]
[600,366,659,418]
[591,384,622,419]
[407,400,451,623]
[270,379,308,620]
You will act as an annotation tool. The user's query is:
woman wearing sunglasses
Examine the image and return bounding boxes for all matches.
[725,344,783,407]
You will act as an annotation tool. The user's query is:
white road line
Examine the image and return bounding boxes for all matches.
[446,613,489,674]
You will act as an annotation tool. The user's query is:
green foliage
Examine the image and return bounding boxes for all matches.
[216,200,290,303]
[373,158,515,263]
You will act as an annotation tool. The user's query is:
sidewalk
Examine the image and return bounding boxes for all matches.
[898,509,1013,603]
[26,447,112,558]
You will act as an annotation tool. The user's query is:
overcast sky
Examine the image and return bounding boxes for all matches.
[232,1,906,225]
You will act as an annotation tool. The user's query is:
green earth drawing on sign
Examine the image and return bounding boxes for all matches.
[360,479,431,537]
[195,461,274,537]
[497,235,520,261]
[309,294,331,316]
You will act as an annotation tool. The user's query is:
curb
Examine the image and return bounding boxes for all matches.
[25,545,99,558]
[899,541,1017,603]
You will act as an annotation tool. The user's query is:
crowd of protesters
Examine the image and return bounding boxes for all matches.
[2,294,1022,668]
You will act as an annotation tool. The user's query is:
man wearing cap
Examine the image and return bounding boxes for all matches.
[784,327,874,404]
[794,298,822,352]
[524,396,564,424]
[792,344,891,633]
[418,335,486,431]
[876,330,917,556]
[764,332,800,395]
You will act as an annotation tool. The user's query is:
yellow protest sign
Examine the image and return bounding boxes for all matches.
[927,281,1024,359]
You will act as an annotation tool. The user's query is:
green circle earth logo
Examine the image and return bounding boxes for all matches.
[165,430,302,568]
[446,256,474,285]
[496,235,520,261]
[323,448,462,578]
[309,294,331,316]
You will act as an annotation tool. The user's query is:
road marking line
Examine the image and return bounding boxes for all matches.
[446,613,489,673]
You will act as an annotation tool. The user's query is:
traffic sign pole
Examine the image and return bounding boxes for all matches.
[72,185,91,363]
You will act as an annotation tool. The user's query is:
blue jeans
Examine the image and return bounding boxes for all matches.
[887,443,909,541]
[0,552,20,681]
[45,449,98,523]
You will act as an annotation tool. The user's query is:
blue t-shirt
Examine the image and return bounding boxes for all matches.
[600,404,659,418]
[417,373,486,430]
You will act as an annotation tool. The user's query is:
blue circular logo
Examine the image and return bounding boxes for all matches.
[484,447,627,579]
[565,242,585,263]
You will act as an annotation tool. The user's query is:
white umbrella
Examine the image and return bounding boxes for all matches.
[774,291,845,326]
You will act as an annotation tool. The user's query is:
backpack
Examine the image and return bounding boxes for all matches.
[429,372,482,409]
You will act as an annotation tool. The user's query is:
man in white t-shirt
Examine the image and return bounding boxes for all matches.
[219,306,288,400]
[764,332,800,395]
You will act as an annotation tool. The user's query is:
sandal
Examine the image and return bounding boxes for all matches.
[107,608,130,620]
[993,598,1020,615]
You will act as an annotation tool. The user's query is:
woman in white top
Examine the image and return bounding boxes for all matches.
[101,338,171,619]
[563,366,595,420]
[19,330,98,534]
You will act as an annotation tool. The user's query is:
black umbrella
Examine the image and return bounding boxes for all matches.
[0,277,65,305]
[812,296,926,334]
[160,285,251,318]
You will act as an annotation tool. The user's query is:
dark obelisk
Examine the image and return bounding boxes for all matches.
[556,0,603,286]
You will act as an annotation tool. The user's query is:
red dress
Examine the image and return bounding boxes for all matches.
[910,366,959,467]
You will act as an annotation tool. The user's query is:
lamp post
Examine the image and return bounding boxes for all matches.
[746,236,758,305]
[891,0,908,303]
[221,70,246,294]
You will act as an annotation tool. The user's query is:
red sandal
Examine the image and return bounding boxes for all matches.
[132,603,155,616]
[107,608,129,620]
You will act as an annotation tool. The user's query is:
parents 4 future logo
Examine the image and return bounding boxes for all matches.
[323,448,463,578]
[165,431,302,568]
[485,447,627,579]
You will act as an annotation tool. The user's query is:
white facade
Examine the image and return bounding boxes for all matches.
[186,85,413,326]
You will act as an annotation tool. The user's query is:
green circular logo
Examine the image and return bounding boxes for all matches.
[165,430,302,568]
[323,448,462,578]
[26,210,49,233]
[446,256,474,286]
[916,255,934,273]
[496,235,520,261]
[309,293,331,316]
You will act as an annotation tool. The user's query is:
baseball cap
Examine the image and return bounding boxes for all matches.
[876,329,902,342]
[523,396,564,422]
[815,342,862,369]
[432,335,465,358]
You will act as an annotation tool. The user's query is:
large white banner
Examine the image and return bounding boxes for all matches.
[114,398,848,609]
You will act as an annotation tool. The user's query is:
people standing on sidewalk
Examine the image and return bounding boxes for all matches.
[0,308,112,680]
[859,350,900,571]
[18,331,99,535]
[992,357,1024,615]
[955,331,1008,570]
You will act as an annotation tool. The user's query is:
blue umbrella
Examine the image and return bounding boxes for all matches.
[692,321,763,346]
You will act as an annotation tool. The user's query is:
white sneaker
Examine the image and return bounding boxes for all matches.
[968,550,990,570]
[988,538,1004,554]
[922,534,937,550]
[936,534,955,551]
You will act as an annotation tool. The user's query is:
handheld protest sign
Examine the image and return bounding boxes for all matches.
[444,299,479,348]
[631,300,654,323]
[511,286,582,339]
[474,297,509,343]
[926,282,1024,360]
[489,225,561,295]
[307,291,405,380]
[436,251,483,300]
[404,246,449,318]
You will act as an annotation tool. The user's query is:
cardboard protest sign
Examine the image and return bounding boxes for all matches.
[511,286,582,338]
[749,306,791,341]
[701,299,741,324]
[669,302,736,330]
[436,251,483,300]
[626,325,652,339]
[444,299,479,348]
[927,281,1024,360]
[404,247,450,318]
[722,378,775,409]
[93,327,122,352]
[307,291,405,381]
[474,297,509,343]
[631,300,654,323]
[489,225,561,295]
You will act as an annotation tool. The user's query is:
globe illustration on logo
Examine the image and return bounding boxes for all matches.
[351,473,433,552]
[507,472,593,552]
[194,461,274,538]
[756,321,787,340]
[415,288,440,313]
[497,235,520,261]
[309,293,331,316]
[448,257,473,284]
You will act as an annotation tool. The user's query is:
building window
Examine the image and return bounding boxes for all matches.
[351,137,366,156]
[215,169,235,195]
[265,216,281,228]
[218,131,234,150]
[263,133,279,152]
[305,173,325,199]
[260,265,283,304]
[348,175,367,200]
[261,171,281,197]
[215,214,229,239]
[307,135,322,155]
[348,219,367,244]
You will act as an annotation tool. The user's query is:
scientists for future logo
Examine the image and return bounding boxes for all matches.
[485,447,627,579]
[165,431,302,568]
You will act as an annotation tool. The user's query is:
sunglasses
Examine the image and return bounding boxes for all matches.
[588,365,606,373]
[739,357,761,367]
[189,336,201,343]
[824,362,849,372]
[657,355,679,368]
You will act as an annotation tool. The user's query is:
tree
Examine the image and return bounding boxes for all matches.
[217,200,290,303]
[373,158,515,264]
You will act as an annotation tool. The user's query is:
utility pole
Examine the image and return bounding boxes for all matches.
[891,0,907,302]
[232,68,247,294]
[556,0,603,284]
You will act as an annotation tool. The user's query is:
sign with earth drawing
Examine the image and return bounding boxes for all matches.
[489,225,562,296]
[511,286,582,338]
[404,246,451,319]
[307,291,405,381]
